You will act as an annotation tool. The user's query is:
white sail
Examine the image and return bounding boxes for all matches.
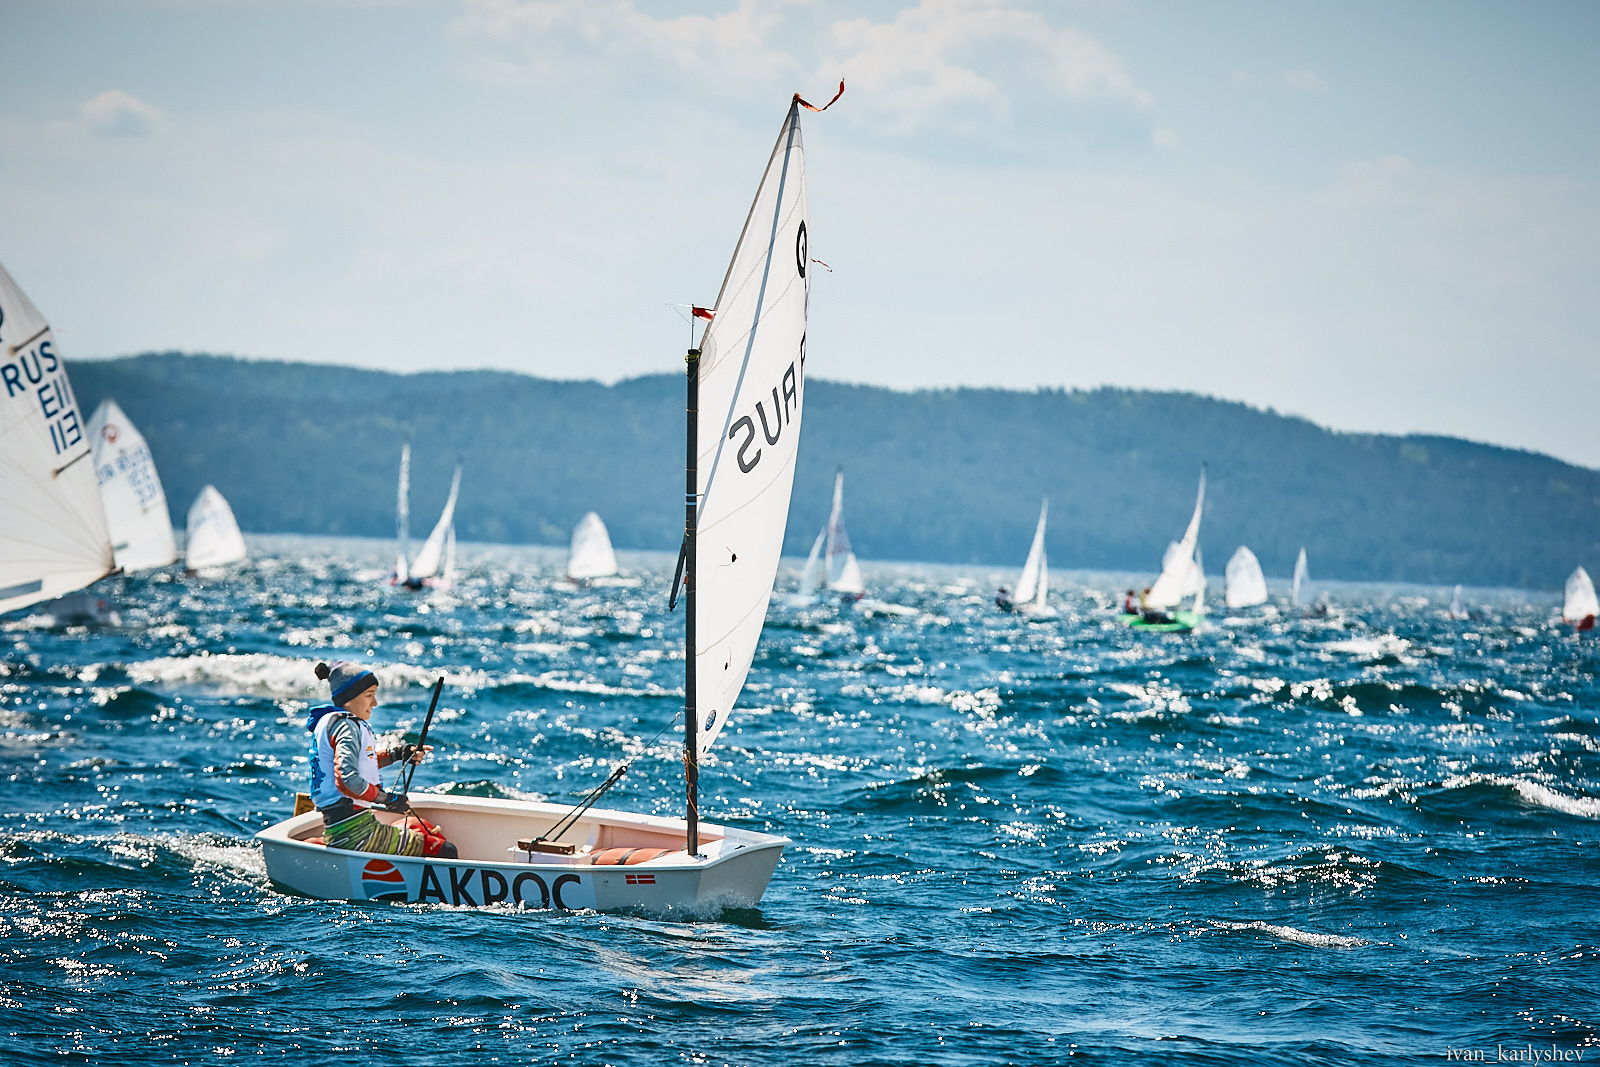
[1292,547,1309,608]
[1448,584,1466,619]
[691,100,813,755]
[1224,545,1268,608]
[0,259,114,614]
[1014,497,1048,609]
[824,469,864,595]
[87,399,176,573]
[440,525,456,588]
[1190,547,1205,614]
[409,461,461,580]
[566,511,618,580]
[393,440,410,582]
[797,526,826,592]
[1147,465,1206,609]
[185,485,246,569]
[1564,567,1598,624]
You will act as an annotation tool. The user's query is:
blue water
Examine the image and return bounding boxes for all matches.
[2,535,1596,1066]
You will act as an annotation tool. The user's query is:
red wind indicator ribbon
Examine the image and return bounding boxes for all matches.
[691,306,716,321]
[794,81,845,113]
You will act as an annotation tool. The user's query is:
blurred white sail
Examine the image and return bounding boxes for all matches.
[1448,584,1467,619]
[87,399,176,573]
[797,526,826,593]
[393,440,410,583]
[691,99,813,755]
[1292,547,1309,608]
[1224,545,1268,608]
[824,469,864,596]
[0,258,114,614]
[409,461,461,581]
[1563,567,1598,625]
[567,511,618,580]
[185,485,246,570]
[1147,465,1206,609]
[1013,497,1049,612]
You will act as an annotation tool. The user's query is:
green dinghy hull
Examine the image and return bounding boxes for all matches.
[1120,611,1201,633]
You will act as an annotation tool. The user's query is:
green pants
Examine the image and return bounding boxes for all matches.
[322,807,425,857]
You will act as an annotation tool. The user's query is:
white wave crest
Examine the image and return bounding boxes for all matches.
[1438,773,1600,819]
[1212,920,1367,948]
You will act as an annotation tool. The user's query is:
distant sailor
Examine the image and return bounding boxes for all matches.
[995,585,1013,612]
[1137,586,1172,626]
[306,661,456,859]
[1122,589,1138,615]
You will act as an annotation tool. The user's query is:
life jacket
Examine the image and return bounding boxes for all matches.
[308,704,380,811]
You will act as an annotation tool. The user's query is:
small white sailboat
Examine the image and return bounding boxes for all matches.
[825,468,865,601]
[260,87,838,911]
[0,258,115,617]
[1125,465,1205,632]
[1447,584,1468,620]
[87,399,177,574]
[1291,547,1309,608]
[1224,545,1268,609]
[1141,465,1206,609]
[390,440,411,584]
[185,485,247,571]
[1563,567,1598,631]
[402,460,461,590]
[783,526,826,607]
[566,511,619,582]
[999,497,1051,616]
[440,524,456,589]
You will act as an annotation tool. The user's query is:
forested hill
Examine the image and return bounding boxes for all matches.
[68,352,1599,590]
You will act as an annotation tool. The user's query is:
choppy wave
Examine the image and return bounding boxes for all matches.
[1210,920,1369,948]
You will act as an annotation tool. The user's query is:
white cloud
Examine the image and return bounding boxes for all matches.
[823,0,1150,133]
[81,90,163,137]
[1280,68,1328,92]
[453,0,1151,137]
[454,0,796,93]
[1151,127,1178,149]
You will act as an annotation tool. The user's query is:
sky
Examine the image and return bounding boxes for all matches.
[2,0,1598,467]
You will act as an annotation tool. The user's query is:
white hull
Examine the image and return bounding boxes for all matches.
[256,793,786,914]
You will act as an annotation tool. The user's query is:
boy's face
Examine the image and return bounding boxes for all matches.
[343,687,379,719]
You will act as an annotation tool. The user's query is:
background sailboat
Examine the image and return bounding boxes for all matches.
[391,440,410,584]
[1001,497,1051,616]
[0,258,115,617]
[403,460,461,589]
[1291,547,1310,608]
[1447,584,1468,619]
[1144,464,1206,610]
[566,511,619,582]
[1224,545,1268,609]
[783,526,826,607]
[824,469,864,601]
[1563,566,1598,630]
[87,399,177,574]
[185,485,247,571]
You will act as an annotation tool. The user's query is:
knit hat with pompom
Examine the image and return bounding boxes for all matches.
[314,661,378,706]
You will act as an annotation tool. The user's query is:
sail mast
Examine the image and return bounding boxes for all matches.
[683,345,701,857]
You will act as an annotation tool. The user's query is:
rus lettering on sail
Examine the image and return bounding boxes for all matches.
[3,340,84,456]
[728,360,802,474]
